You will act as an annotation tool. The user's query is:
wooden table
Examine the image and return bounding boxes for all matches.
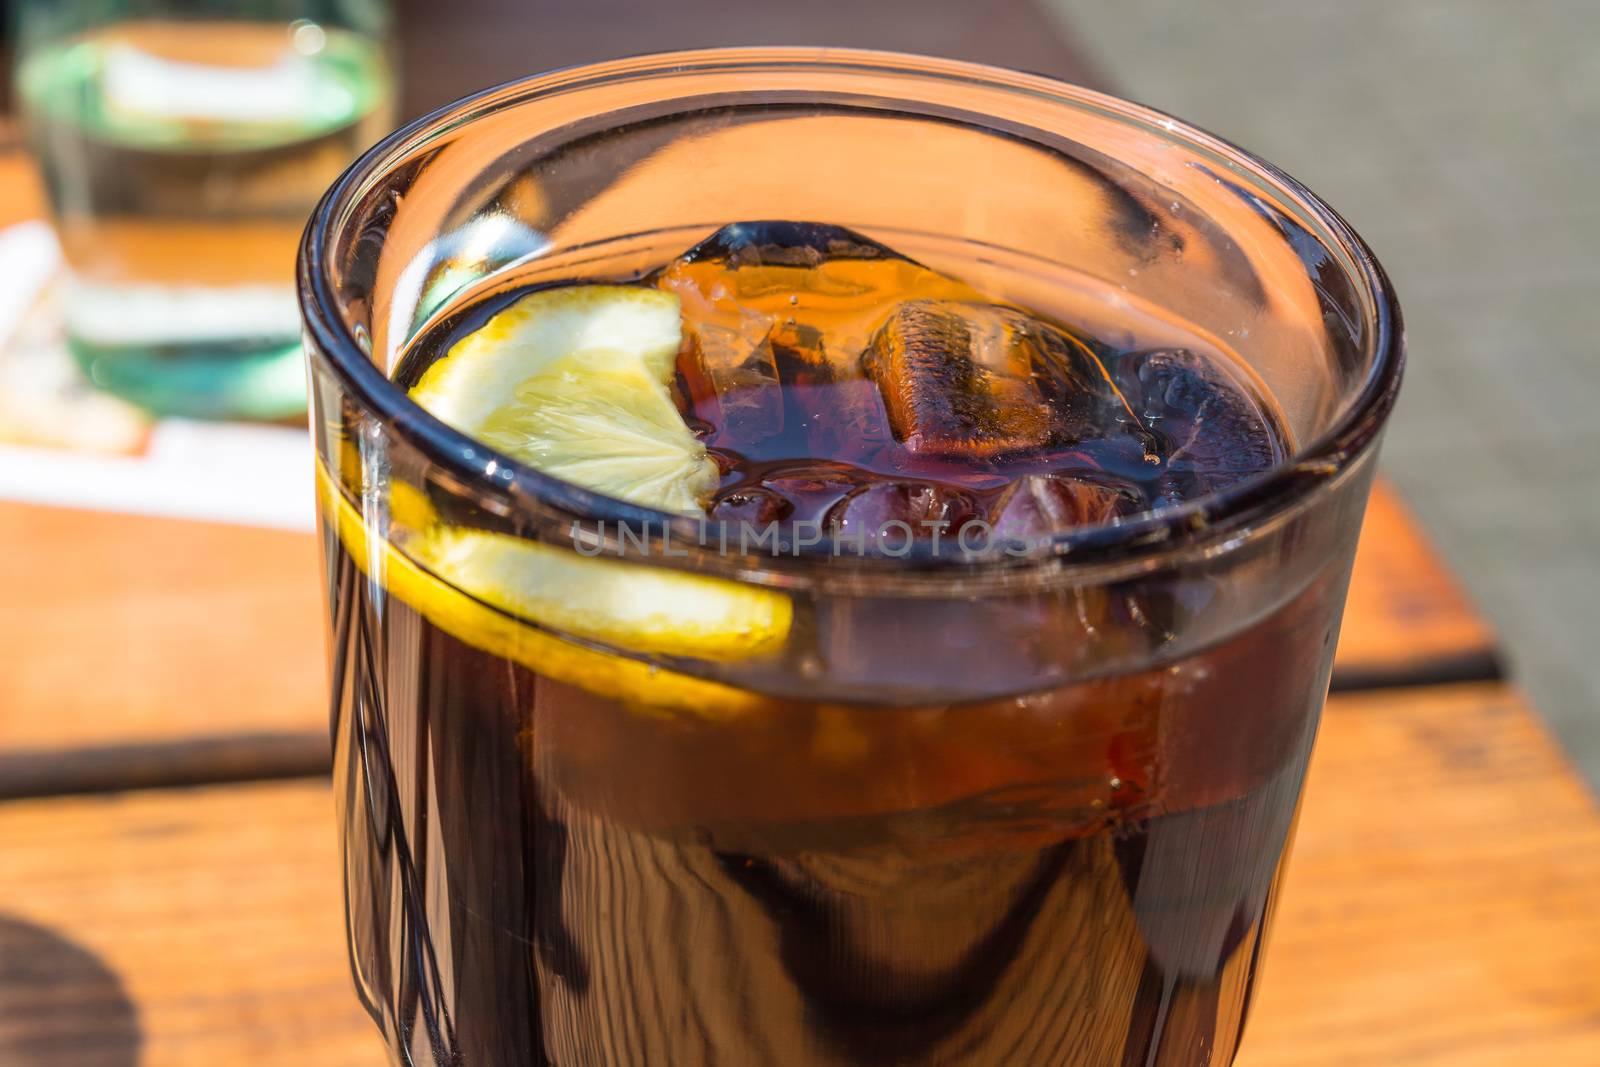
[7,682,1597,1067]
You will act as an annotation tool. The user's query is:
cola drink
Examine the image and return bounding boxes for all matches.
[323,223,1343,1066]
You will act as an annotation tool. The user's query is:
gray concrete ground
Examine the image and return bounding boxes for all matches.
[1049,0,1600,780]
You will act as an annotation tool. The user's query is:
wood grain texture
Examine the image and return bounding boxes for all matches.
[0,501,325,751]
[1238,684,1600,1066]
[0,781,376,1067]
[2,684,1596,1065]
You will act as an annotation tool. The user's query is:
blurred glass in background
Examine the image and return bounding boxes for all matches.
[12,0,394,420]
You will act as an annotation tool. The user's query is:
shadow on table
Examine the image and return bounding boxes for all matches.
[0,916,140,1066]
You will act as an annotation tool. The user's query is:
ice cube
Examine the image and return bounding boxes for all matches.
[826,481,977,550]
[659,222,983,381]
[861,301,1058,457]
[988,474,1141,544]
[1120,348,1281,503]
[998,307,1152,448]
[679,317,784,445]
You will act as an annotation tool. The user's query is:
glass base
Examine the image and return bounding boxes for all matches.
[70,334,307,421]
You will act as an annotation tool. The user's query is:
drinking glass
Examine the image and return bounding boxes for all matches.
[14,0,395,419]
[298,49,1402,1066]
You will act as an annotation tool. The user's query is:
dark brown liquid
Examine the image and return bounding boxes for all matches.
[328,545,1334,1066]
[333,224,1330,1066]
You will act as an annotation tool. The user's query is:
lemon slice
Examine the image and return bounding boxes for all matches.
[411,285,717,513]
[414,526,790,660]
[317,463,776,719]
[336,284,795,714]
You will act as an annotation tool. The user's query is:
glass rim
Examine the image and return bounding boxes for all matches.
[298,46,1404,590]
